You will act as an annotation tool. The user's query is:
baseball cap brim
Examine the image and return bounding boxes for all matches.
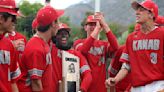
[131,1,148,11]
[56,9,64,18]
[32,18,38,29]
[0,7,21,16]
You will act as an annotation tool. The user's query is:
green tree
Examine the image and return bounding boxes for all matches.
[16,1,43,39]
[19,1,43,16]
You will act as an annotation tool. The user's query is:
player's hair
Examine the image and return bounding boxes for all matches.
[0,12,16,23]
[37,23,52,32]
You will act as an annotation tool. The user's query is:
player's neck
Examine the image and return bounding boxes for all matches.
[0,27,4,35]
[0,31,3,35]
[36,31,51,43]
[141,20,155,34]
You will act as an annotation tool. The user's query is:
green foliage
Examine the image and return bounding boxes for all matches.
[118,31,128,45]
[19,1,43,16]
[16,1,43,39]
[16,15,35,40]
[59,16,70,25]
[117,24,135,45]
[109,23,123,38]
[70,25,82,41]
[128,24,135,34]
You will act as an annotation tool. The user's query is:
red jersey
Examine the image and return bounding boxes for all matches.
[17,36,53,92]
[4,31,27,64]
[120,27,164,87]
[0,34,21,92]
[108,45,131,92]
[51,45,92,92]
[74,31,118,92]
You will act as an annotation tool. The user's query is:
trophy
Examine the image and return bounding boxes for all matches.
[61,51,80,92]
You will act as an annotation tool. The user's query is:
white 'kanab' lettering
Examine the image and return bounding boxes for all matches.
[133,39,160,51]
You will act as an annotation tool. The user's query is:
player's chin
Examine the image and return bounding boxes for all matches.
[136,20,142,24]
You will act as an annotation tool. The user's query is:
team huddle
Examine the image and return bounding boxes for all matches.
[0,0,164,92]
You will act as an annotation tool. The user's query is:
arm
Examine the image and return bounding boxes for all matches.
[74,21,101,54]
[109,86,115,92]
[80,71,92,92]
[105,68,129,87]
[106,31,119,52]
[74,37,95,55]
[31,79,43,92]
[10,42,21,92]
[26,50,47,92]
[11,83,19,92]
[78,52,92,92]
[95,13,119,52]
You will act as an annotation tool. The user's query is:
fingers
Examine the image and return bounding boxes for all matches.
[105,78,116,88]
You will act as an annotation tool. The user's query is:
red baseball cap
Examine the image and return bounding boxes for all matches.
[32,18,38,29]
[131,0,158,19]
[36,5,64,27]
[155,16,164,25]
[58,23,70,31]
[0,0,20,16]
[86,15,97,24]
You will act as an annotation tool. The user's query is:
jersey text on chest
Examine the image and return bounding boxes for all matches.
[133,39,160,51]
[89,46,104,55]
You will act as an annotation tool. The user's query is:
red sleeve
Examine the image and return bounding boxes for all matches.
[119,36,130,63]
[25,50,46,79]
[77,52,92,92]
[108,45,125,77]
[10,42,21,83]
[80,71,92,92]
[106,31,119,53]
[74,37,95,55]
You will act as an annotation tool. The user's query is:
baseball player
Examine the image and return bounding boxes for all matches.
[73,13,119,92]
[108,45,131,92]
[105,1,164,92]
[51,23,92,92]
[4,26,27,65]
[0,0,21,91]
[17,5,64,92]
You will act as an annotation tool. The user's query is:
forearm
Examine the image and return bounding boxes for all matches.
[114,68,129,84]
[11,83,19,92]
[103,23,111,33]
[78,37,95,54]
[106,31,119,51]
[31,79,43,92]
[109,86,115,92]
[80,71,92,92]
